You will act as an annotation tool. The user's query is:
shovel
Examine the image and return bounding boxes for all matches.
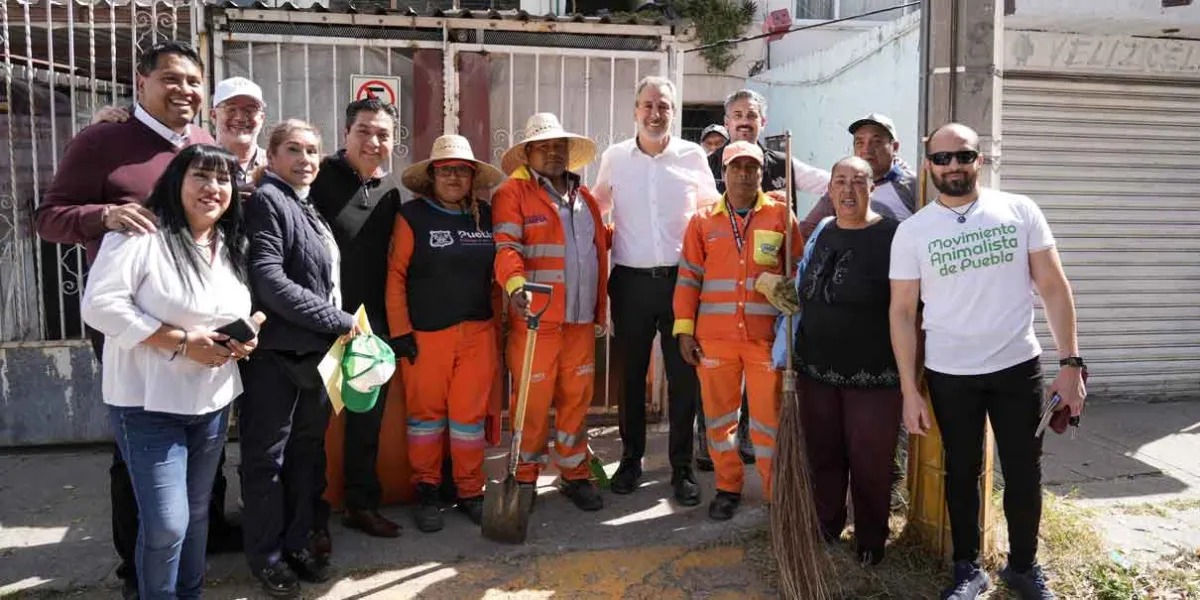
[482,282,553,544]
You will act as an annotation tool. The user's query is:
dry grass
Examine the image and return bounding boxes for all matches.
[748,491,1200,599]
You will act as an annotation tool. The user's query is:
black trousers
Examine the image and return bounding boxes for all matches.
[926,356,1045,571]
[89,326,234,583]
[608,265,698,470]
[238,351,331,572]
[342,383,387,512]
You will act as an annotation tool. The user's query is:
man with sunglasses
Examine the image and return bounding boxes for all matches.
[889,123,1086,600]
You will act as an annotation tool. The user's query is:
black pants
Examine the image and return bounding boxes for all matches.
[238,351,331,572]
[609,265,698,470]
[89,326,234,583]
[342,383,387,512]
[926,356,1045,571]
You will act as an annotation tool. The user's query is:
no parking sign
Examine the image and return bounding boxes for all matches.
[351,75,400,106]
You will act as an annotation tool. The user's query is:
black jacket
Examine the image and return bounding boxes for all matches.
[244,175,354,353]
[311,152,403,334]
[707,140,791,194]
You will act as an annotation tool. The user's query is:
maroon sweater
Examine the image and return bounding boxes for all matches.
[35,117,215,263]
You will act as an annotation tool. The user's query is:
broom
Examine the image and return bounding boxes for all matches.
[770,131,834,600]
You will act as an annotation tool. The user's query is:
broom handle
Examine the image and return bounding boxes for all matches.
[783,131,796,375]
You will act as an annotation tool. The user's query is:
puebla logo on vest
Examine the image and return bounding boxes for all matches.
[524,215,549,227]
[429,230,454,248]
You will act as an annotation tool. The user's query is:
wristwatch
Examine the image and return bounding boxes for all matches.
[1059,356,1086,368]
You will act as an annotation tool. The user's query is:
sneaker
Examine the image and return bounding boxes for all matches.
[413,483,444,532]
[283,548,330,583]
[609,459,642,495]
[255,560,301,598]
[456,495,485,525]
[942,560,990,600]
[708,490,741,521]
[1001,564,1056,600]
[559,478,604,511]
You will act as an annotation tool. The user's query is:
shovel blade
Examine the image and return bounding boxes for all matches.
[481,476,534,544]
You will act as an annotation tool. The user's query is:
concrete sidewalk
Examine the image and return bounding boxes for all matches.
[1,401,1198,599]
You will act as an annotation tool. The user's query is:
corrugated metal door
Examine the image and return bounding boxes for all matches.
[1003,76,1200,400]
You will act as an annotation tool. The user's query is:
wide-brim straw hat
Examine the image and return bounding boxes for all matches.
[500,113,597,175]
[401,134,506,196]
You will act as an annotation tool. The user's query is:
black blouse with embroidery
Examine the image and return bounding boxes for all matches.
[796,218,900,388]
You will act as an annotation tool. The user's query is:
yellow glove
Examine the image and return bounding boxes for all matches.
[754,273,800,315]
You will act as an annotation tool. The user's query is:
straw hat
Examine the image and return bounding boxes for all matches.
[500,113,598,175]
[401,134,506,196]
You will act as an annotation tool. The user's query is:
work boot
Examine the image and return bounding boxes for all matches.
[1000,564,1055,600]
[342,508,401,538]
[610,458,642,495]
[708,490,741,521]
[309,527,332,559]
[559,478,604,511]
[255,559,301,598]
[283,547,330,583]
[671,466,701,506]
[413,483,445,533]
[456,495,485,525]
[942,560,990,600]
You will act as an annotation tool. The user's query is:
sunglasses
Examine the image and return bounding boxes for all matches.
[927,150,979,166]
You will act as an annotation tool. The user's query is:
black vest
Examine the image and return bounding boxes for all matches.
[401,198,496,332]
[707,141,790,194]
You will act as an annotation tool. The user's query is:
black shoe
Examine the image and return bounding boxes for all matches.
[206,522,244,554]
[1000,564,1055,600]
[309,526,332,559]
[456,495,485,525]
[671,467,701,506]
[283,548,331,584]
[414,483,445,533]
[858,547,885,566]
[695,455,714,472]
[559,478,604,511]
[942,560,990,600]
[708,490,741,521]
[609,459,642,495]
[255,560,301,598]
[121,577,139,600]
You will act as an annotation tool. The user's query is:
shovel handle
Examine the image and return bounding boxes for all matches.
[522,283,553,331]
[507,283,552,476]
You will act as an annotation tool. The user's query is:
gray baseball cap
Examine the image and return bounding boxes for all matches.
[700,124,729,141]
[848,113,898,140]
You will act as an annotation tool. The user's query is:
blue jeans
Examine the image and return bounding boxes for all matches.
[110,405,230,600]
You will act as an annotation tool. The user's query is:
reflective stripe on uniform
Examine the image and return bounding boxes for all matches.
[745,302,779,316]
[495,222,524,238]
[701,279,737,293]
[552,449,586,469]
[529,269,565,283]
[519,451,549,465]
[555,429,580,448]
[706,410,739,430]
[496,241,524,253]
[525,243,565,259]
[708,436,737,452]
[679,258,705,275]
[753,445,775,459]
[449,419,486,443]
[677,276,702,289]
[407,418,447,445]
[698,302,737,315]
[749,418,777,438]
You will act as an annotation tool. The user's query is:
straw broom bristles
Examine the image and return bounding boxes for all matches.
[771,370,835,600]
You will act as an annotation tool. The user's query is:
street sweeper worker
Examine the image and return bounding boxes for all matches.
[889,122,1085,600]
[386,134,506,533]
[673,141,802,521]
[492,112,609,513]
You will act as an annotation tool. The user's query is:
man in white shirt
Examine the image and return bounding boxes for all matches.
[593,76,720,506]
[889,123,1086,600]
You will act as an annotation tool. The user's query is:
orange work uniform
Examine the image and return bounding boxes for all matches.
[673,191,801,497]
[386,197,499,499]
[493,166,609,484]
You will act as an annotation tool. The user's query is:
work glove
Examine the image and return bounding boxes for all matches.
[388,333,418,365]
[754,273,800,315]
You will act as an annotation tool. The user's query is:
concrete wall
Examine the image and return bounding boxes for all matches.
[0,343,104,446]
[1008,0,1200,37]
[748,11,921,176]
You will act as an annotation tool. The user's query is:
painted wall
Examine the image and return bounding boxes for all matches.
[748,11,921,177]
[0,343,104,446]
[1008,0,1200,37]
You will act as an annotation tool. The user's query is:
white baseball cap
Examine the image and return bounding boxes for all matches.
[212,77,264,109]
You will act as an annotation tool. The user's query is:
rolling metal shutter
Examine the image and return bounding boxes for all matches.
[1002,76,1200,400]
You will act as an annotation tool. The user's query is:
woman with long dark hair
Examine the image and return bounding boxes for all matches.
[81,143,258,600]
[238,120,361,598]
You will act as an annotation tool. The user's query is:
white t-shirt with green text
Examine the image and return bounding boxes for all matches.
[889,188,1056,376]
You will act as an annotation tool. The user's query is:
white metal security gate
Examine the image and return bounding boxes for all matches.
[1002,76,1200,400]
[1,0,198,343]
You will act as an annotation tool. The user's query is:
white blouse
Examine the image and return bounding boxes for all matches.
[82,231,253,415]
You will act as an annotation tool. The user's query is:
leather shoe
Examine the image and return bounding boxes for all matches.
[309,527,332,559]
[255,560,301,598]
[283,548,331,583]
[559,478,604,511]
[343,509,401,538]
[708,490,741,521]
[609,459,642,495]
[671,467,701,506]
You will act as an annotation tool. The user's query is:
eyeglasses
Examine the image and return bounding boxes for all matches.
[927,150,979,166]
[434,165,474,178]
[220,106,263,119]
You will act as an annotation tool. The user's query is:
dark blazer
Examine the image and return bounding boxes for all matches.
[244,175,354,353]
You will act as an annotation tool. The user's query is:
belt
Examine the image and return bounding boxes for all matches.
[616,264,678,279]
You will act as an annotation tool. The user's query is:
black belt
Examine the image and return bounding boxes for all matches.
[616,264,678,279]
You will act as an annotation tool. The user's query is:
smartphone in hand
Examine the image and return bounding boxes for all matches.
[214,312,266,345]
